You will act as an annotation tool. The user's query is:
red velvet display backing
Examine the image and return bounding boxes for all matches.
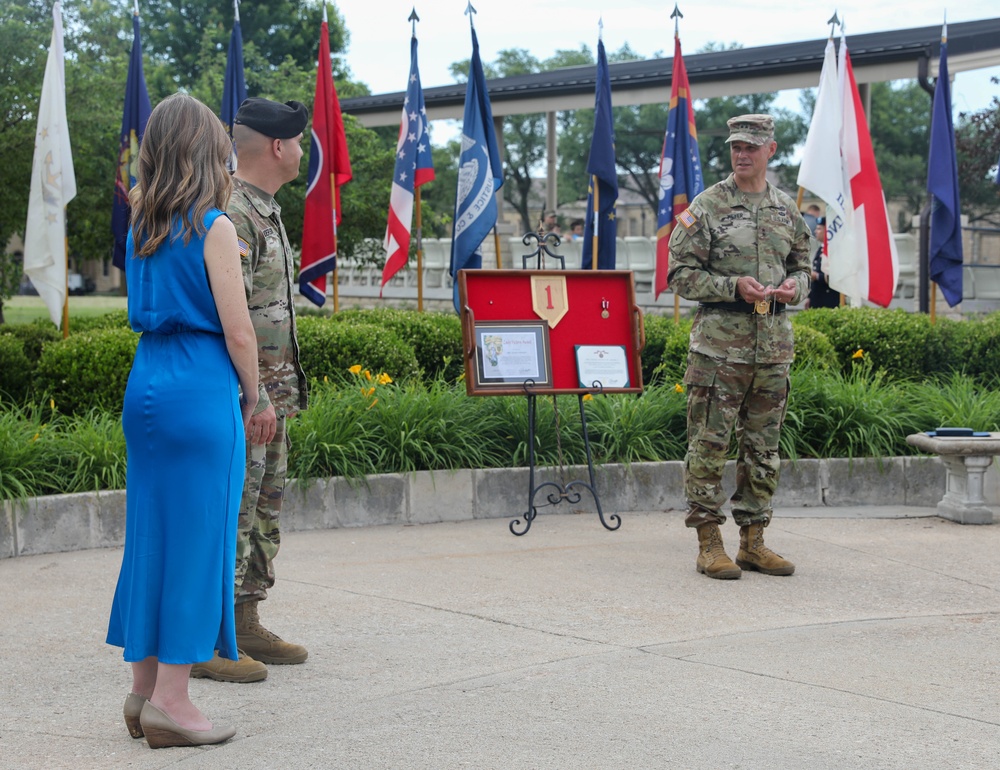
[459,269,645,395]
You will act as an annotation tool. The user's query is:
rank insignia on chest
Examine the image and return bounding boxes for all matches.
[677,209,698,229]
[237,238,250,257]
[261,227,275,238]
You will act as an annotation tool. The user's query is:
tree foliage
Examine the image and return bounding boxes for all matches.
[955,78,1000,225]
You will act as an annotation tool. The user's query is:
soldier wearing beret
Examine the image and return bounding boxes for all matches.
[192,98,310,682]
[667,114,812,580]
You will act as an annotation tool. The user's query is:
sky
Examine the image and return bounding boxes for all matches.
[331,0,999,142]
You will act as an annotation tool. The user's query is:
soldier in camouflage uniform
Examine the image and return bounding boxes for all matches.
[667,114,812,580]
[191,99,310,682]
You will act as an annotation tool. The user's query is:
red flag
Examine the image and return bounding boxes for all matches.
[830,38,898,307]
[300,9,352,306]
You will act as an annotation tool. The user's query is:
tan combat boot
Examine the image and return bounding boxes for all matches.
[190,650,268,683]
[737,522,795,576]
[695,523,742,580]
[236,600,309,664]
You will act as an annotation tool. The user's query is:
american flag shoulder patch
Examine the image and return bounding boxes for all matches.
[237,238,251,258]
[677,209,698,229]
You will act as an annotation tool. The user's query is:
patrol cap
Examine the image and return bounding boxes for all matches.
[234,98,309,139]
[725,114,775,146]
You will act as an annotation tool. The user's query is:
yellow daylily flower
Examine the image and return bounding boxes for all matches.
[367,398,378,410]
[362,387,375,398]
[323,375,329,383]
[582,394,593,401]
[378,373,393,385]
[852,349,865,359]
[31,432,40,442]
[674,383,684,393]
[348,365,362,375]
[49,398,55,410]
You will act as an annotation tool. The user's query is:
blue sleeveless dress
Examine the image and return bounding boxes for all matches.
[107,209,242,664]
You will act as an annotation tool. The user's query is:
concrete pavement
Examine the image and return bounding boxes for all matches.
[2,506,999,769]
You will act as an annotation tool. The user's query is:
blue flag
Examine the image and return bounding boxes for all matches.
[221,9,247,140]
[927,27,963,308]
[111,11,151,270]
[581,38,618,270]
[450,26,503,311]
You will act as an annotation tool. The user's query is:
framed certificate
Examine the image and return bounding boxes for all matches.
[472,321,553,391]
[575,345,630,388]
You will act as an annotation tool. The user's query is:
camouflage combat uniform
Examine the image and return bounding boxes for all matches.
[228,178,308,603]
[667,173,811,529]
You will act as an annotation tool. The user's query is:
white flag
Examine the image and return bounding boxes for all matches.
[796,38,847,238]
[831,33,898,307]
[23,1,76,328]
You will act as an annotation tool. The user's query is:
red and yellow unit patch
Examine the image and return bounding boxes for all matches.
[237,238,251,258]
[677,208,698,229]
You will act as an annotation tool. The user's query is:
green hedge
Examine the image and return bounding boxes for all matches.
[33,328,139,414]
[331,307,463,382]
[9,306,1000,417]
[296,316,421,383]
[0,334,33,403]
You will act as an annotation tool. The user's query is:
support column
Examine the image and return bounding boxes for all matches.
[546,111,557,217]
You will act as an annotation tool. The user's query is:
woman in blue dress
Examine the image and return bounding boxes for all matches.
[106,93,259,749]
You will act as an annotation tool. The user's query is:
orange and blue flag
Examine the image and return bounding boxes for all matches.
[111,10,151,270]
[654,34,703,298]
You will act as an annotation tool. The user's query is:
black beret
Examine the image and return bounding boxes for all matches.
[234,98,308,139]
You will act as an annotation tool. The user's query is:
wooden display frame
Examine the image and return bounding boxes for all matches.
[459,269,645,396]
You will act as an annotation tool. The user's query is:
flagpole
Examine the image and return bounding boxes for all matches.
[591,177,599,270]
[416,187,424,311]
[332,167,339,314]
[62,231,69,338]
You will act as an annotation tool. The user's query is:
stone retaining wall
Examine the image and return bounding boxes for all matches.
[4,455,986,560]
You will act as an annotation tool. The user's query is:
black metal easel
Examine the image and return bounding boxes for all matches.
[506,230,622,536]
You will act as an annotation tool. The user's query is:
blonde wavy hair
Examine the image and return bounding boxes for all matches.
[129,93,234,258]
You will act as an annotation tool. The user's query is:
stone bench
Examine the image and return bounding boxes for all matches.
[905,432,1000,524]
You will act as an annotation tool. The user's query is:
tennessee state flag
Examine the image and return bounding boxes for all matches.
[300,5,352,306]
[111,10,151,270]
[381,35,435,294]
[655,33,703,298]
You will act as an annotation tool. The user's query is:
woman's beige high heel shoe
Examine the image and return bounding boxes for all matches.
[123,693,148,738]
[139,702,236,749]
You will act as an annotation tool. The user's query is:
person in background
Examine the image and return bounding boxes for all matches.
[667,114,811,581]
[190,97,311,684]
[807,218,840,309]
[542,209,561,237]
[801,203,822,233]
[569,218,585,240]
[106,93,258,748]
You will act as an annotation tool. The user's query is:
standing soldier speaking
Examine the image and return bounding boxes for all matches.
[667,114,811,580]
[192,98,310,681]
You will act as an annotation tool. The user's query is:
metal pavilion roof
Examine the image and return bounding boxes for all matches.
[341,17,1000,126]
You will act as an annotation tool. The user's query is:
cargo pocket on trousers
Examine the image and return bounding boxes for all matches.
[683,362,718,432]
